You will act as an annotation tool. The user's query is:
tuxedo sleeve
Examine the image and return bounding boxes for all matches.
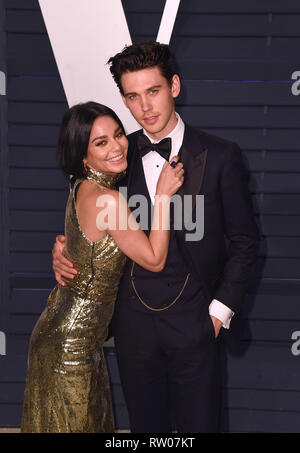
[213,143,260,313]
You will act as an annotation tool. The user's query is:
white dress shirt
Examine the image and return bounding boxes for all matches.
[141,113,234,329]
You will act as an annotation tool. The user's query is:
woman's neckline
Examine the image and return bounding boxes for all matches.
[85,166,126,189]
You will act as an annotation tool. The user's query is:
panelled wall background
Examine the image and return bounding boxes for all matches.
[0,0,300,432]
[0,0,9,371]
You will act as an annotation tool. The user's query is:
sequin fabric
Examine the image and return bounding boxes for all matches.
[21,167,127,433]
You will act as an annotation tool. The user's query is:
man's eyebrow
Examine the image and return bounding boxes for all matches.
[124,91,137,98]
[124,85,161,97]
[91,127,122,143]
[147,85,161,91]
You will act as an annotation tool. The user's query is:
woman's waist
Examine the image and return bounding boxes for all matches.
[62,274,121,299]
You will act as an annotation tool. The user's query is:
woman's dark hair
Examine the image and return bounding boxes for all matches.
[56,101,125,178]
[107,41,175,95]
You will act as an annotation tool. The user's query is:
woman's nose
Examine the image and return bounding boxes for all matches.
[112,139,122,151]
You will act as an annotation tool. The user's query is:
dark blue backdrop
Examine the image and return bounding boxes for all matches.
[0,0,300,432]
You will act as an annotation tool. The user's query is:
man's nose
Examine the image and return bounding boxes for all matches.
[140,96,151,112]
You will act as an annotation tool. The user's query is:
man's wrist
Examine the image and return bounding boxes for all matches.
[209,299,234,329]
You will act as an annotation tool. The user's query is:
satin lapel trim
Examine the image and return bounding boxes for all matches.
[175,144,207,238]
[127,138,153,202]
[177,144,208,205]
[127,135,140,196]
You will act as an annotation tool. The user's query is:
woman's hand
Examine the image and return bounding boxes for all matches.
[155,156,184,197]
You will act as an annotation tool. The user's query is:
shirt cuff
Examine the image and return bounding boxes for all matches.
[209,299,234,329]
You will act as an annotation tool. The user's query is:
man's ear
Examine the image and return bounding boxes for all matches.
[171,74,181,99]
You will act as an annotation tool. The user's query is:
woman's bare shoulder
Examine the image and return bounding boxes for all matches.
[77,180,118,207]
[75,181,118,240]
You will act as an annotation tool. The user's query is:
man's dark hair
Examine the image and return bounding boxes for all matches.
[107,41,175,95]
[56,101,125,179]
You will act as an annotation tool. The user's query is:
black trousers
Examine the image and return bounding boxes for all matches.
[112,297,222,433]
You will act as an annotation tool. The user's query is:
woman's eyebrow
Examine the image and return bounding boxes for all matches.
[91,135,107,143]
[91,127,121,143]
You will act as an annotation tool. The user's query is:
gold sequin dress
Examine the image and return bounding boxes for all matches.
[21,167,127,433]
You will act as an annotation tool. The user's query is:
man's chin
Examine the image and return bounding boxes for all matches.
[142,121,165,137]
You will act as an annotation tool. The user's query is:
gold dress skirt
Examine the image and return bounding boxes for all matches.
[21,168,127,433]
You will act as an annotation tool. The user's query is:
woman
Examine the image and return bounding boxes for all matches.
[21,102,184,433]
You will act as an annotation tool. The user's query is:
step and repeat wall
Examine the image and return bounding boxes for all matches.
[0,0,300,432]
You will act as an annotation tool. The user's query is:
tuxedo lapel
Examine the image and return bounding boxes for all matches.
[126,125,208,238]
[177,145,207,203]
[126,130,143,197]
[176,125,208,238]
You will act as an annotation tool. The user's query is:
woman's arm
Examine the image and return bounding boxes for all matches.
[77,157,184,272]
[105,190,171,272]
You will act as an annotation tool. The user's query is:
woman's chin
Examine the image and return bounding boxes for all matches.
[104,160,127,174]
[110,159,127,173]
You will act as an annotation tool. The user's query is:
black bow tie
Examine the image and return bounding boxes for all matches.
[137,134,172,161]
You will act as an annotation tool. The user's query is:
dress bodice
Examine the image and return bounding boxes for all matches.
[63,167,127,303]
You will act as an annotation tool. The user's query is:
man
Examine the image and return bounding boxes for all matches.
[52,42,260,432]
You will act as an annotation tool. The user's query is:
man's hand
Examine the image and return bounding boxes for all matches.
[52,235,77,286]
[210,315,223,338]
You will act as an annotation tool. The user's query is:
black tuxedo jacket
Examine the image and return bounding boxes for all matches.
[122,124,260,314]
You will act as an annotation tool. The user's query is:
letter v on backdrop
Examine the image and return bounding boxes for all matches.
[38,0,181,134]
